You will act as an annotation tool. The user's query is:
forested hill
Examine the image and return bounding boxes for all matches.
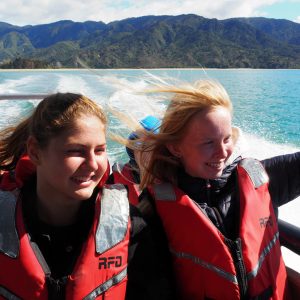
[0,14,300,69]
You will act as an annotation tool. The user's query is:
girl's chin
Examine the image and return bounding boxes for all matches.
[73,187,96,200]
[200,172,223,180]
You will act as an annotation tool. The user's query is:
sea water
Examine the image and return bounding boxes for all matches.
[0,68,299,270]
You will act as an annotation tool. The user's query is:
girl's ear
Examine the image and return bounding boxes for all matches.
[232,126,240,145]
[166,143,182,158]
[27,136,41,165]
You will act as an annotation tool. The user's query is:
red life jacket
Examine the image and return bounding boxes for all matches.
[112,162,140,205]
[0,184,130,300]
[0,154,36,190]
[149,158,291,300]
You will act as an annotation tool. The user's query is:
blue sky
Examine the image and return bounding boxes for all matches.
[262,1,300,22]
[0,0,299,26]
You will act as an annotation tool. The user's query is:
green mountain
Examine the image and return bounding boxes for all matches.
[0,31,34,62]
[0,14,300,68]
[235,17,300,46]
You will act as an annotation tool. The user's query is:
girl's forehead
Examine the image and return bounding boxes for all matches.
[68,114,105,130]
[183,108,232,135]
[190,107,231,124]
[50,115,106,142]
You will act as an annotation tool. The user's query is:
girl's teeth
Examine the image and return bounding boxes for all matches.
[74,176,91,182]
[208,163,222,168]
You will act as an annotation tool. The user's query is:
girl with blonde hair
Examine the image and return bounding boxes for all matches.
[131,79,300,300]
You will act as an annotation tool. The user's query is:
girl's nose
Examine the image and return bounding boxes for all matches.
[216,143,228,158]
[85,152,98,170]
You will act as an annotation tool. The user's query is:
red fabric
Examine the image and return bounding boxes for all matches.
[0,190,130,300]
[112,163,140,205]
[98,160,111,188]
[237,164,290,300]
[149,159,291,300]
[0,155,36,190]
[150,184,240,300]
[0,200,49,299]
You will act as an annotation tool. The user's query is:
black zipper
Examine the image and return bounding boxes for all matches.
[205,179,211,202]
[225,238,248,299]
[202,179,248,298]
[46,276,67,300]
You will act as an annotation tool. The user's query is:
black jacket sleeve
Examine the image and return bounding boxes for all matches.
[126,203,176,300]
[261,151,300,208]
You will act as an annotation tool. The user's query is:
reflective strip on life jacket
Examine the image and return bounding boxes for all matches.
[170,248,238,284]
[239,158,269,188]
[83,268,127,300]
[153,183,176,201]
[96,184,129,254]
[0,190,20,258]
[247,231,279,280]
[0,286,21,300]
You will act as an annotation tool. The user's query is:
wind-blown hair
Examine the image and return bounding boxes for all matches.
[0,93,107,171]
[139,79,235,189]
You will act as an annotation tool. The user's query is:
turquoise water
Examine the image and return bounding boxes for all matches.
[0,69,299,161]
[143,69,300,147]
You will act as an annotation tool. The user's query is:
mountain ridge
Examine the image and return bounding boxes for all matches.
[0,14,300,68]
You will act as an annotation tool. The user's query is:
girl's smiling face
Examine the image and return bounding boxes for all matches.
[167,107,234,179]
[29,114,107,205]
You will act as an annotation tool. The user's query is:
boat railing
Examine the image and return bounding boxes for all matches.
[0,94,50,100]
[280,219,300,297]
[279,219,300,256]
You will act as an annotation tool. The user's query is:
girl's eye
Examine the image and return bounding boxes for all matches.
[68,149,81,153]
[65,146,106,156]
[95,147,106,154]
[224,136,232,143]
[67,149,84,155]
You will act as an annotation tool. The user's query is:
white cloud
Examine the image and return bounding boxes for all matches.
[294,16,300,23]
[0,0,287,26]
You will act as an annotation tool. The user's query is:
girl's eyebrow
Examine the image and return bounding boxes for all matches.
[97,143,107,147]
[65,142,107,146]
